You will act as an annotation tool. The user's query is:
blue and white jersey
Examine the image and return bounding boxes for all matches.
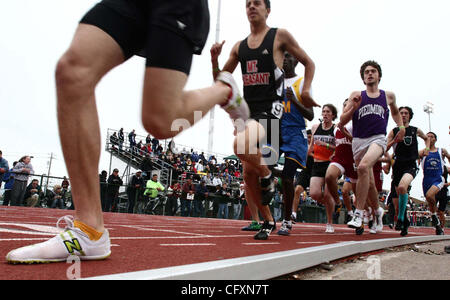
[421,148,445,178]
[421,148,446,193]
[280,76,310,168]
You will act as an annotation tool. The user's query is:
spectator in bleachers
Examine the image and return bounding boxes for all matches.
[61,176,70,190]
[136,140,143,155]
[0,150,9,189]
[195,160,205,173]
[128,129,136,154]
[181,177,195,217]
[139,154,153,181]
[105,168,123,212]
[2,161,17,206]
[11,155,34,206]
[166,180,181,216]
[23,179,42,207]
[151,137,160,153]
[194,181,208,217]
[49,185,65,209]
[127,170,145,213]
[118,128,125,151]
[109,132,119,150]
[216,183,231,219]
[203,173,213,186]
[233,183,245,220]
[212,174,222,187]
[145,133,152,145]
[99,170,108,211]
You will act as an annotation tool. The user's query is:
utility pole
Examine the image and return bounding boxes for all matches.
[208,0,222,157]
[46,152,54,191]
[423,101,434,132]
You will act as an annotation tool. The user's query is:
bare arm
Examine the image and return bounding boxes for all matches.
[338,91,361,127]
[386,91,405,141]
[417,128,430,149]
[210,40,241,80]
[307,124,319,157]
[278,29,319,108]
[285,87,314,121]
[386,129,396,152]
[442,148,450,162]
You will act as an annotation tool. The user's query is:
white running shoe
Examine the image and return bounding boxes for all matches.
[375,207,384,232]
[363,209,371,225]
[216,71,250,123]
[369,222,377,234]
[325,224,335,234]
[6,216,111,264]
[347,212,363,229]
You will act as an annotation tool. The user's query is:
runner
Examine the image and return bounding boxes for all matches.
[324,99,358,231]
[435,165,449,233]
[277,52,315,236]
[210,0,318,240]
[6,0,249,264]
[309,104,337,233]
[292,129,313,221]
[339,60,404,235]
[419,132,450,235]
[386,106,429,236]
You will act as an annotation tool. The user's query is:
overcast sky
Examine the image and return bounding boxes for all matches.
[1,0,449,199]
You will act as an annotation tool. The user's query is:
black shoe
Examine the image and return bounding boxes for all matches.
[254,221,276,240]
[400,218,410,236]
[436,226,444,236]
[431,215,440,227]
[395,219,403,231]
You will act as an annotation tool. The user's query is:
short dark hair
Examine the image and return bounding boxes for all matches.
[248,0,270,9]
[427,132,437,140]
[360,60,382,82]
[399,106,414,121]
[323,104,338,121]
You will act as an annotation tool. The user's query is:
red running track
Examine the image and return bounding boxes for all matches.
[0,206,440,280]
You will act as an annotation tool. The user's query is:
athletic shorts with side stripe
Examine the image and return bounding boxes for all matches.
[80,0,210,74]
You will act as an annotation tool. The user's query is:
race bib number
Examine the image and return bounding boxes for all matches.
[271,101,284,119]
[187,193,194,200]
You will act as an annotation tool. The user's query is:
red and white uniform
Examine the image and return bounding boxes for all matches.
[330,123,358,182]
[373,161,383,192]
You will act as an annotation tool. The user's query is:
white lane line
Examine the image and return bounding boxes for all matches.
[242,242,280,245]
[160,243,216,246]
[118,224,209,237]
[0,238,49,242]
[296,241,326,244]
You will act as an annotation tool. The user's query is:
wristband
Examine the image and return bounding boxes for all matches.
[213,67,220,73]
[326,143,330,149]
[426,147,430,151]
[399,126,405,129]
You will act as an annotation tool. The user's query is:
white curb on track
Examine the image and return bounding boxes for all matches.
[84,235,450,280]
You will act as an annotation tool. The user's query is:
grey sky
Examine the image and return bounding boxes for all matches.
[1,0,449,199]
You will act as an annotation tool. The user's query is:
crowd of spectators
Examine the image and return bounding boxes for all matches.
[2,133,448,226]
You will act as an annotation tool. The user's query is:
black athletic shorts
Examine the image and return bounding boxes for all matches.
[436,187,449,212]
[311,161,331,178]
[295,169,311,189]
[80,0,210,74]
[392,160,419,187]
[282,157,302,179]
